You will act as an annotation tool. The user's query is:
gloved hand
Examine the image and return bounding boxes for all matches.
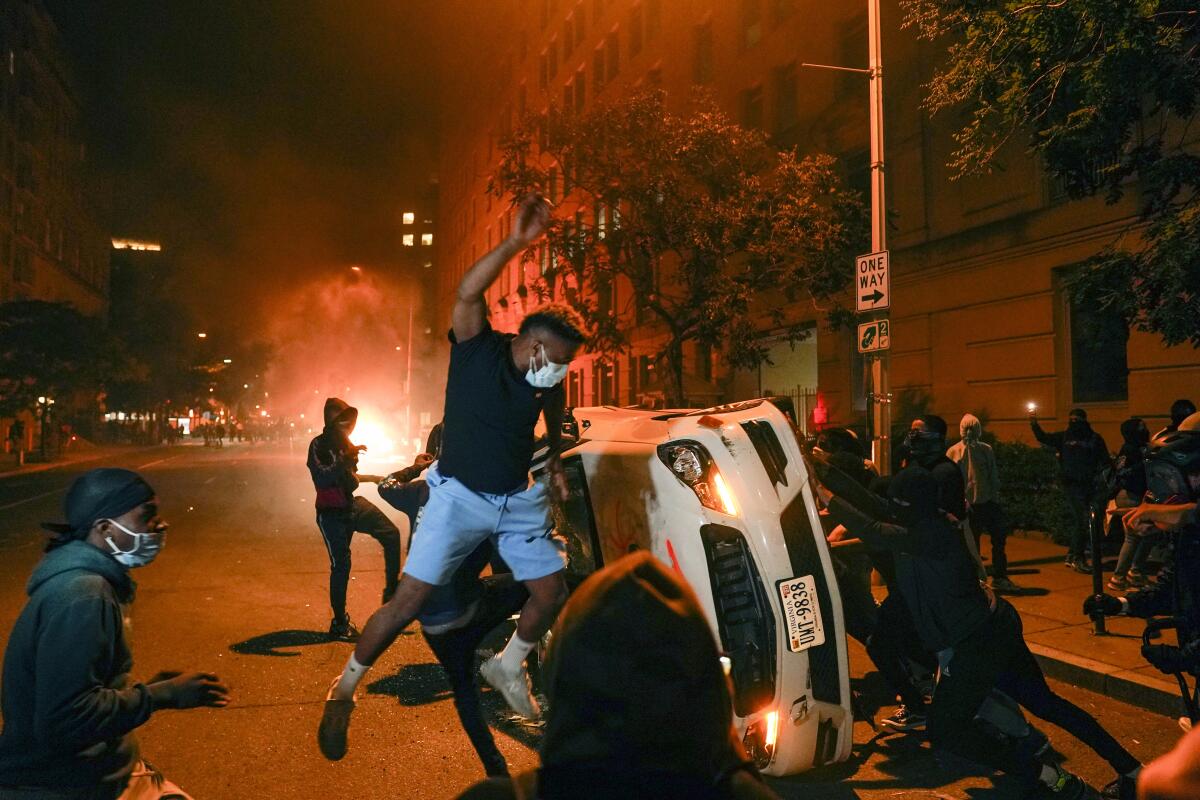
[1083,593,1123,617]
[1143,644,1186,675]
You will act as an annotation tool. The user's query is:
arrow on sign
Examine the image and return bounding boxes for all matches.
[860,289,884,305]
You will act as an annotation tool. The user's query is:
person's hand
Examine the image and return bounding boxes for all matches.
[1123,502,1196,533]
[410,452,434,472]
[150,672,230,709]
[353,444,368,453]
[813,482,833,507]
[546,456,570,503]
[1083,593,1123,617]
[511,194,550,246]
[826,523,848,543]
[356,473,384,483]
[1143,644,1186,675]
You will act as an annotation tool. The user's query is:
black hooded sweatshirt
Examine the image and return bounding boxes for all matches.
[828,467,992,655]
[306,397,360,511]
[1032,418,1110,490]
[0,541,153,793]
[1114,419,1149,500]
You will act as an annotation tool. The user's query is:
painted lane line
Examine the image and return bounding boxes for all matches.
[139,454,184,470]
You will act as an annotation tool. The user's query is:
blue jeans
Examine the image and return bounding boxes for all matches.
[1113,528,1162,578]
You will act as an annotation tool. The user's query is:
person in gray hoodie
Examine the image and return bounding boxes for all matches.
[947,414,1019,592]
[0,468,229,800]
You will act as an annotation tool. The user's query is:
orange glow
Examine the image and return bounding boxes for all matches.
[764,710,779,751]
[353,414,397,464]
[711,470,738,516]
[112,238,162,251]
[1026,401,1038,413]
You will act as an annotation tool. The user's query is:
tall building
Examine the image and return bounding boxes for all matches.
[0,1,108,316]
[436,0,1200,442]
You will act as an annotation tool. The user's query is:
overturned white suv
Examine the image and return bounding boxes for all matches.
[533,399,852,776]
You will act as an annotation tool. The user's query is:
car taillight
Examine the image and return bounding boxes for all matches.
[658,441,738,515]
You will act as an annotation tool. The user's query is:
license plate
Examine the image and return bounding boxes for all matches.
[777,574,825,653]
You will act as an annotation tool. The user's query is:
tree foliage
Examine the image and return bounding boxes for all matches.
[904,0,1200,345]
[493,91,865,404]
[0,301,132,417]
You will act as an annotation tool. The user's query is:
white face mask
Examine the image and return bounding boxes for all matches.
[526,343,569,388]
[104,518,166,569]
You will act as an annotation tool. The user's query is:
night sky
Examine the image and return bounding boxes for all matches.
[45,0,442,339]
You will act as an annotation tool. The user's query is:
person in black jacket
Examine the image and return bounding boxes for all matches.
[1031,408,1111,573]
[822,466,1138,799]
[306,397,407,641]
[0,468,229,799]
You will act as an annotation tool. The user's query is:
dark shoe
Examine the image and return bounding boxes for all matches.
[382,584,397,605]
[318,678,355,760]
[1040,766,1089,799]
[1101,774,1137,800]
[1072,558,1094,575]
[991,577,1021,593]
[1127,570,1148,588]
[1064,556,1079,570]
[880,704,927,732]
[328,616,360,642]
[1107,575,1129,592]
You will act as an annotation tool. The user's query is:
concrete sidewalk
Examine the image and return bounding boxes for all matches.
[993,535,1188,719]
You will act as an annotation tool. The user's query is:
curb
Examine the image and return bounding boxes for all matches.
[1030,642,1184,719]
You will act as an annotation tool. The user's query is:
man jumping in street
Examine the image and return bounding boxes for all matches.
[319,194,584,756]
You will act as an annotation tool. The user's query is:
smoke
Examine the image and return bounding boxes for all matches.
[264,269,431,464]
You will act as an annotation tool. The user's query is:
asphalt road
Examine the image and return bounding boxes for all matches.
[0,443,1183,799]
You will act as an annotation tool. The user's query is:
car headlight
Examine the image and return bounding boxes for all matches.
[658,441,738,516]
[742,709,780,769]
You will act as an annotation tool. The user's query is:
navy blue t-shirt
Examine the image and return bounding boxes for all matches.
[438,323,562,495]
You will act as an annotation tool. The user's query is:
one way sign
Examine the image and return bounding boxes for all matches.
[855,250,890,313]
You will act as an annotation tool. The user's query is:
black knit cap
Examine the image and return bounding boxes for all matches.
[41,468,155,542]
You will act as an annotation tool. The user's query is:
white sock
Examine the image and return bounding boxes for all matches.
[498,633,536,672]
[332,653,370,700]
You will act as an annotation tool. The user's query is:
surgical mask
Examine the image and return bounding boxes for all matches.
[526,344,569,388]
[103,518,166,568]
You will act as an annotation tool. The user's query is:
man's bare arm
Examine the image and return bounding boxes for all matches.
[452,194,550,342]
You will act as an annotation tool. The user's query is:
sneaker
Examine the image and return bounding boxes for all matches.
[1042,766,1089,799]
[880,704,927,732]
[318,678,355,760]
[1127,570,1149,588]
[1100,774,1137,800]
[1064,556,1079,570]
[479,654,541,720]
[1107,575,1129,592]
[991,577,1021,593]
[328,616,360,642]
[382,584,397,605]
[1072,558,1094,575]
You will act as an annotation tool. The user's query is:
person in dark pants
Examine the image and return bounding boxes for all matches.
[947,413,1019,592]
[1031,408,1111,573]
[306,397,405,641]
[344,434,530,777]
[822,467,1139,799]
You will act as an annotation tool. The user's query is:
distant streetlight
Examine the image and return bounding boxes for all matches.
[243,383,250,389]
[350,265,362,273]
[197,332,208,339]
[222,358,232,364]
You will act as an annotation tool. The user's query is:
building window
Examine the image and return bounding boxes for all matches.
[594,203,607,239]
[636,355,656,394]
[402,234,415,247]
[549,39,558,80]
[593,46,606,93]
[630,4,644,56]
[574,3,586,46]
[1069,294,1129,403]
[402,212,415,225]
[593,360,618,405]
[574,67,586,112]
[540,52,549,90]
[772,62,799,135]
[693,21,714,84]
[605,31,620,80]
[696,342,713,382]
[568,369,583,407]
[740,0,763,50]
[741,85,764,130]
[564,80,574,111]
[421,233,433,246]
[563,19,574,58]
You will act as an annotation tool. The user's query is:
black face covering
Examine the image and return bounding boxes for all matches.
[903,429,944,464]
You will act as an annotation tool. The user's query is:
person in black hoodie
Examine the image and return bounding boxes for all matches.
[0,468,229,800]
[1031,407,1111,573]
[306,397,405,640]
[823,466,1139,799]
[456,552,780,800]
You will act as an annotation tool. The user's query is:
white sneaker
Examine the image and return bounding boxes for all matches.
[480,654,540,720]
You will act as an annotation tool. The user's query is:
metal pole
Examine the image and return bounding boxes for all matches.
[868,0,891,475]
[405,304,414,446]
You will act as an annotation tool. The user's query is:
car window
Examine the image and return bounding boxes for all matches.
[550,456,602,579]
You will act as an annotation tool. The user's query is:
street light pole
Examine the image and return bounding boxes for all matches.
[405,304,414,446]
[867,0,891,475]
